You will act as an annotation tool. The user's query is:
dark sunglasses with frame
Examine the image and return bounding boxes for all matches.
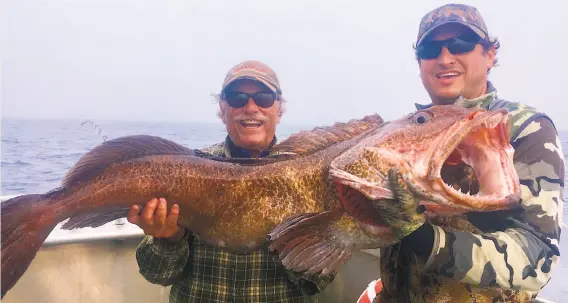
[416,33,485,60]
[221,91,281,108]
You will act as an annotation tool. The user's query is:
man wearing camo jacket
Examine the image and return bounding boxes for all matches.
[361,3,565,303]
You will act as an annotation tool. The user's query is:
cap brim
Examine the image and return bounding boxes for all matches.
[417,21,488,46]
[222,73,279,94]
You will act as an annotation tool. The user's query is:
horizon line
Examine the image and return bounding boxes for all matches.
[2,116,568,133]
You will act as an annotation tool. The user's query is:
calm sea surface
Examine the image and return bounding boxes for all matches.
[1,118,567,300]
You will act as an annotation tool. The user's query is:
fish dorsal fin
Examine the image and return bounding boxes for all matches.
[61,115,386,185]
[206,114,385,166]
[61,135,196,187]
[271,114,384,156]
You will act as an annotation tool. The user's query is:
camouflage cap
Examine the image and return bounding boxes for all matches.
[416,3,489,46]
[221,60,282,94]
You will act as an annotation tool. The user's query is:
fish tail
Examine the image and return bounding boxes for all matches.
[1,192,61,298]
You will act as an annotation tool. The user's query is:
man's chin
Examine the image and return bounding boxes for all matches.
[431,90,461,105]
[236,123,266,133]
[231,125,274,150]
[234,136,269,150]
[434,98,458,105]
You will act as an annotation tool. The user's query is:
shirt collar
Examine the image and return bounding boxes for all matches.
[224,135,277,158]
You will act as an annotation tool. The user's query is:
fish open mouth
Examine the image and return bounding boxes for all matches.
[329,107,522,220]
[423,108,521,211]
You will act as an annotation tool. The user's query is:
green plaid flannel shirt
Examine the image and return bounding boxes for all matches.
[135,138,335,302]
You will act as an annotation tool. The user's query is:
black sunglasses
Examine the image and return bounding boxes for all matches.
[416,36,482,60]
[222,91,279,108]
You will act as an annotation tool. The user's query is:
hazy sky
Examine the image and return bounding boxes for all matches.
[2,0,568,130]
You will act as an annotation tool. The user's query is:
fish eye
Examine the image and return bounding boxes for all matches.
[411,112,431,125]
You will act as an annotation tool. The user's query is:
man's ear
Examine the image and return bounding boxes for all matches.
[276,102,283,124]
[484,45,496,71]
[218,102,227,124]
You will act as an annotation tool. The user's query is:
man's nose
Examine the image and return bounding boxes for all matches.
[437,46,456,66]
[243,98,259,113]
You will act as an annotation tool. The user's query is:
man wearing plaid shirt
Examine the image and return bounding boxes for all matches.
[126,60,335,303]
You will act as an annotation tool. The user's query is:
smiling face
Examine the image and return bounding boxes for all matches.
[219,79,282,156]
[418,24,496,105]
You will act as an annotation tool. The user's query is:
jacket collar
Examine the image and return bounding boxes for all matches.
[224,135,277,158]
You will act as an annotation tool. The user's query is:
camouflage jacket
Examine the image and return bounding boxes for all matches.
[135,136,334,303]
[377,81,565,302]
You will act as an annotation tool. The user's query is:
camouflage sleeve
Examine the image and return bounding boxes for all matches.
[284,270,336,295]
[420,116,564,292]
[135,232,192,286]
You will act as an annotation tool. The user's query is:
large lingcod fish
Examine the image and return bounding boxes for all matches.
[0,105,521,298]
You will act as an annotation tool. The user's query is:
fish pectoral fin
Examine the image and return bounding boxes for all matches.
[61,207,131,229]
[330,167,393,200]
[267,211,381,276]
[347,181,393,201]
[61,135,196,187]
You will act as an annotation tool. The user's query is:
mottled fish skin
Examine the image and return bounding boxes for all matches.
[57,116,385,250]
[65,152,340,250]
